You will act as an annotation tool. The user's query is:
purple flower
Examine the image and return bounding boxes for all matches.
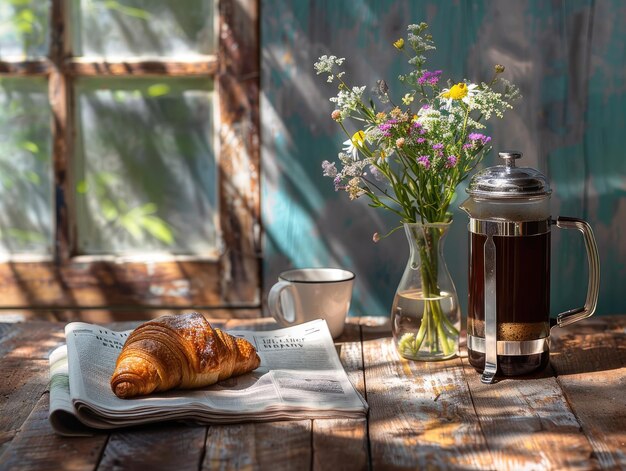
[333,175,345,191]
[468,133,492,145]
[446,155,458,168]
[417,70,442,85]
[432,143,444,150]
[421,104,431,111]
[378,123,392,137]
[378,119,399,137]
[417,155,431,169]
[417,137,426,144]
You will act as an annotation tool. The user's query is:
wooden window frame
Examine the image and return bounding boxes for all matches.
[0,0,261,313]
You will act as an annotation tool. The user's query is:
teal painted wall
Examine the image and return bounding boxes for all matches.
[261,0,626,318]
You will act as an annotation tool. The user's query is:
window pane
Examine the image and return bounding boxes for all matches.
[0,78,53,256]
[74,78,218,256]
[0,1,50,58]
[72,0,216,58]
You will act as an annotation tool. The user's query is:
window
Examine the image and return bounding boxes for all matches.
[0,0,260,311]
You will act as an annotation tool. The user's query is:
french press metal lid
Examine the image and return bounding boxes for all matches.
[467,151,551,198]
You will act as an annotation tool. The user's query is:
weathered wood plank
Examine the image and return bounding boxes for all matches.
[202,421,312,470]
[312,321,368,471]
[218,0,262,306]
[0,322,65,458]
[98,424,207,471]
[0,60,50,76]
[47,309,260,324]
[551,316,626,469]
[200,318,366,470]
[0,393,108,471]
[0,261,259,308]
[362,321,495,470]
[66,57,218,77]
[201,317,313,470]
[462,360,598,470]
[49,0,72,265]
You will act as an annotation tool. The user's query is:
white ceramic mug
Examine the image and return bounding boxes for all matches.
[268,268,355,338]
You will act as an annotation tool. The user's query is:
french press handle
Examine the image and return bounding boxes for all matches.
[553,217,600,327]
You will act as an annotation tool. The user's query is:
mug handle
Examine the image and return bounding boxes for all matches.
[267,281,298,326]
[554,217,600,327]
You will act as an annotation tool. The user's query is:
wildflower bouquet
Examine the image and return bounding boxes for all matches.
[315,22,519,359]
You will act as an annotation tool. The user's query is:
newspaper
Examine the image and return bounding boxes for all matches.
[49,319,367,436]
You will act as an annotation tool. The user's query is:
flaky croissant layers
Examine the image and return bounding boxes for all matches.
[110,312,261,399]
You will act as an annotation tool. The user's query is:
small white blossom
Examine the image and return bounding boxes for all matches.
[321,160,337,177]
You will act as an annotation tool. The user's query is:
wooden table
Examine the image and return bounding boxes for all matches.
[0,315,624,470]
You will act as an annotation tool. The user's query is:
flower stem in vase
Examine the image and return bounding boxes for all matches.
[393,222,460,361]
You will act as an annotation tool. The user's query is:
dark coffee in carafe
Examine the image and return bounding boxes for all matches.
[467,232,551,375]
[461,151,599,383]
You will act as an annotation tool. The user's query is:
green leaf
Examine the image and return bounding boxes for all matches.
[7,228,45,243]
[95,172,118,186]
[118,215,142,240]
[76,180,88,194]
[9,0,33,5]
[20,140,39,154]
[101,199,119,221]
[125,203,156,219]
[140,216,174,245]
[104,0,151,20]
[147,83,170,97]
[15,20,33,34]
[138,203,157,215]
[25,170,40,184]
[93,172,119,196]
[18,9,35,22]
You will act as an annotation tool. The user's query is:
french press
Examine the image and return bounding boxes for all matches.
[460,151,600,383]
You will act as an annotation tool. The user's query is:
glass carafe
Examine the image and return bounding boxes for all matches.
[460,151,600,383]
[391,222,461,361]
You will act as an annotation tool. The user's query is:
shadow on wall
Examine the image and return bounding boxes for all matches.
[261,0,626,317]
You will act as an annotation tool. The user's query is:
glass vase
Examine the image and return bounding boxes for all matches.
[391,222,460,361]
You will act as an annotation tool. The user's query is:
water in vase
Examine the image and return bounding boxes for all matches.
[392,288,460,360]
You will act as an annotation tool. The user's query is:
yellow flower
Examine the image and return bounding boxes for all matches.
[351,130,366,147]
[393,38,404,50]
[439,82,479,110]
[402,93,414,105]
[343,130,367,159]
[442,83,469,100]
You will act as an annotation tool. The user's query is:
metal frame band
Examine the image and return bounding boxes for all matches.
[469,218,552,237]
[468,335,549,356]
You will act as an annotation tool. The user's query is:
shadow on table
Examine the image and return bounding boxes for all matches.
[549,318,626,376]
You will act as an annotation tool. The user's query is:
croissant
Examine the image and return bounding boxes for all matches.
[110,312,261,399]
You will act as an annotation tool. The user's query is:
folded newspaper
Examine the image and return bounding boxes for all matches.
[49,318,367,436]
